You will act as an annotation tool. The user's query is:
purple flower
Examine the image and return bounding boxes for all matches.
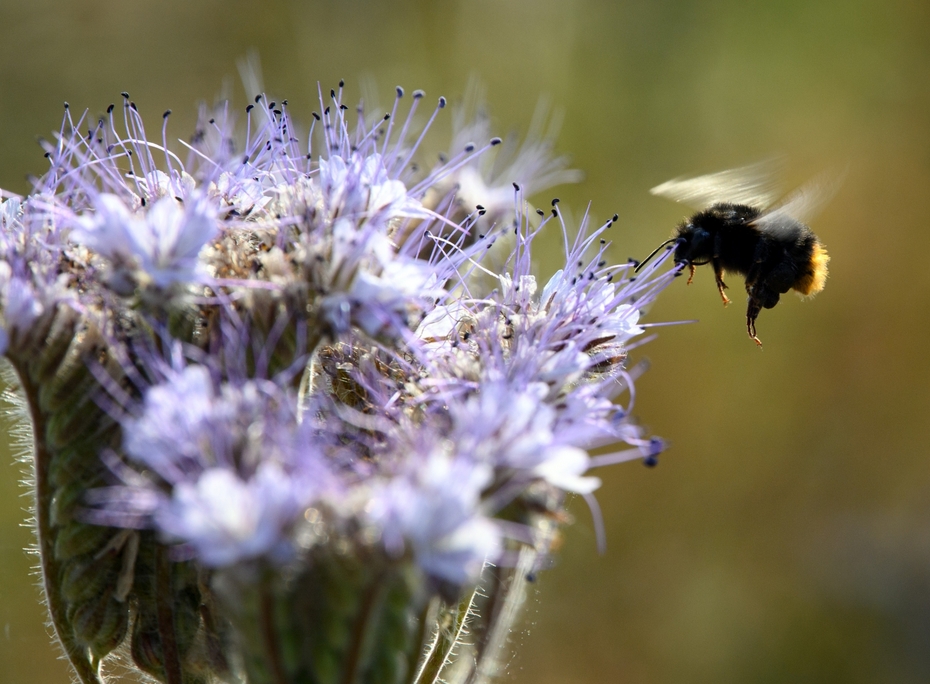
[444,381,602,494]
[155,463,306,567]
[6,82,684,684]
[366,449,500,585]
[0,196,73,356]
[109,363,338,565]
[71,192,218,289]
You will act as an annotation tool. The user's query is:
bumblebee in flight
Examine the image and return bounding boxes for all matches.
[638,161,834,346]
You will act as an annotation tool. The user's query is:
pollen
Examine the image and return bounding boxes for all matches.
[794,241,830,296]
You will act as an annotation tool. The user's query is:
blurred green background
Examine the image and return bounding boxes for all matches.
[1,0,928,682]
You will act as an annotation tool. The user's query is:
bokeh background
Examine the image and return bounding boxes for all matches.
[1,0,928,682]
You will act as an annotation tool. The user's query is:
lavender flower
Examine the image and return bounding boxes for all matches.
[366,449,500,586]
[0,82,679,684]
[70,191,218,291]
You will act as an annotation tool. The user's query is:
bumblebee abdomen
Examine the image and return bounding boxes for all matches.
[792,241,829,296]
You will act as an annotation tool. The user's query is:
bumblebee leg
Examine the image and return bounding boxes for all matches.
[711,261,730,305]
[712,232,730,305]
[687,263,696,285]
[716,274,730,305]
[746,298,763,347]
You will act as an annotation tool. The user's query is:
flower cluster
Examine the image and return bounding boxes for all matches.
[0,83,678,684]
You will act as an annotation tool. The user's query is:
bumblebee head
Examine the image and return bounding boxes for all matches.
[672,220,712,265]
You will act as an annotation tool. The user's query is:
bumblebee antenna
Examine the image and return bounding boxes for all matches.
[634,238,680,273]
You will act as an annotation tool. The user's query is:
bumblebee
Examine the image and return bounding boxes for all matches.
[638,161,834,346]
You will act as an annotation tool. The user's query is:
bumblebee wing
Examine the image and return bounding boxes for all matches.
[752,167,846,237]
[650,159,784,209]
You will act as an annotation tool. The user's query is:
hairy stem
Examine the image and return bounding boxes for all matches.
[259,579,289,684]
[13,360,102,684]
[154,545,184,684]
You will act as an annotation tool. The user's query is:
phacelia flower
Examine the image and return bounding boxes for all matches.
[0,81,680,684]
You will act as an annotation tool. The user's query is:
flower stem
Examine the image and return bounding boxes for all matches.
[13,359,102,684]
[341,570,387,684]
[259,578,290,684]
[154,544,184,684]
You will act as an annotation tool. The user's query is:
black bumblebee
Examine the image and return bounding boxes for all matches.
[638,161,834,346]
